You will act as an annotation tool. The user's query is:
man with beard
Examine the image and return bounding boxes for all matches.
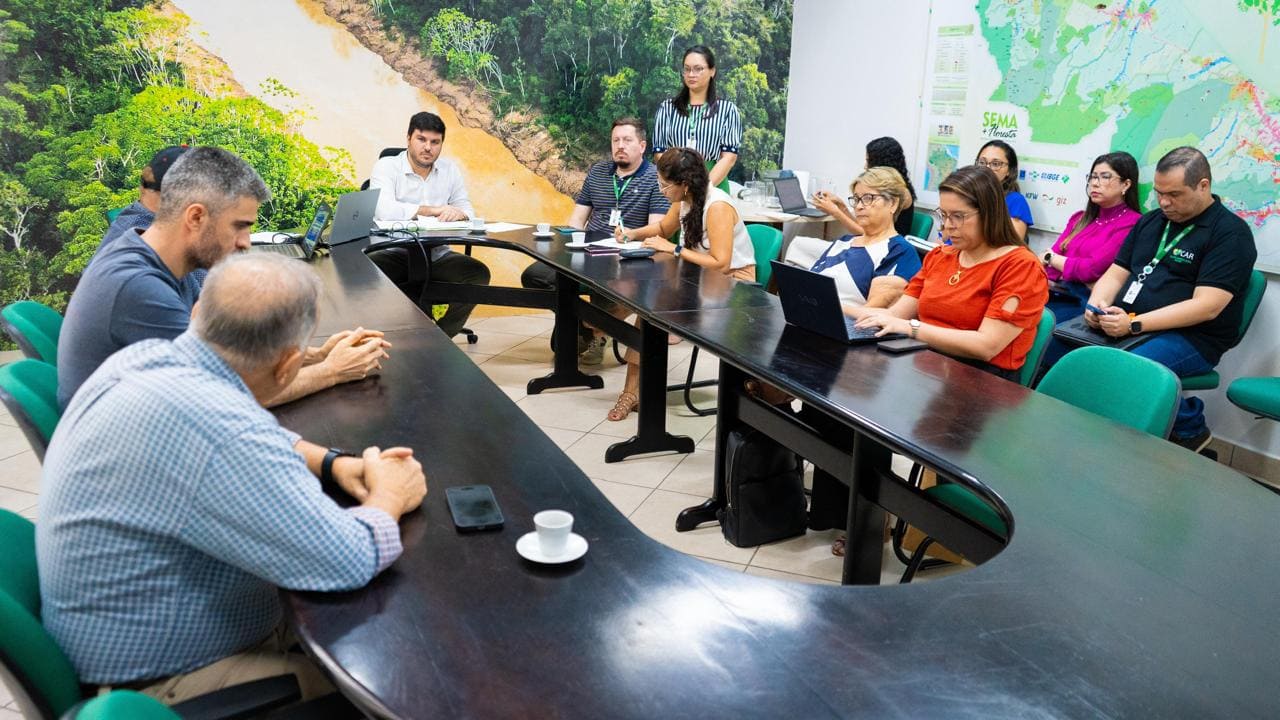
[57,146,389,409]
[519,117,671,363]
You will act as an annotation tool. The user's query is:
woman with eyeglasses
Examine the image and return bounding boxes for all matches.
[607,147,756,421]
[976,140,1033,240]
[652,45,743,191]
[855,164,1048,382]
[1040,152,1141,322]
[788,166,921,313]
[812,137,919,237]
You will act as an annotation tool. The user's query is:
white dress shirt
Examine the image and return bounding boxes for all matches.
[369,151,474,258]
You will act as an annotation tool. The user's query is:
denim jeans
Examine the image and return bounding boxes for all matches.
[1129,332,1214,440]
[1041,282,1090,369]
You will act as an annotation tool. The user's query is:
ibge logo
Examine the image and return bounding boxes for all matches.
[982,110,1019,140]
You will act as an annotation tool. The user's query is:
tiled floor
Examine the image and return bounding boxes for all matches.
[0,315,965,716]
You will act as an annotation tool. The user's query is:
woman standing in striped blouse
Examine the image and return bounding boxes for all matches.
[652,45,743,191]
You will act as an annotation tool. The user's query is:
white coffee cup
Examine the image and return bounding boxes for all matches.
[536,222,551,234]
[571,231,586,244]
[534,510,573,557]
[471,217,486,231]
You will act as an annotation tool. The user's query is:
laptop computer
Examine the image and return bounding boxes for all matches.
[771,260,906,344]
[1053,316,1152,351]
[249,203,329,259]
[773,176,828,218]
[328,188,380,245]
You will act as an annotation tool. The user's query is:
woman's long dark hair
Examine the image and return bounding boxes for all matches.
[866,137,916,201]
[977,139,1021,193]
[673,45,720,119]
[657,147,710,249]
[939,165,1025,248]
[1060,151,1140,250]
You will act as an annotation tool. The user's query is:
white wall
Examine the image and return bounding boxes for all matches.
[784,0,1280,463]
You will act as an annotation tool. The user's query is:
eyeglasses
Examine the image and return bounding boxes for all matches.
[1087,172,1118,184]
[657,179,675,191]
[682,66,709,76]
[976,159,1008,169]
[848,193,886,208]
[934,209,978,226]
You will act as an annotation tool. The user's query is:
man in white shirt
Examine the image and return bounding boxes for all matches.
[367,112,491,338]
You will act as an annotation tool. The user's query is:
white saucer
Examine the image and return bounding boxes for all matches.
[531,231,555,238]
[564,241,591,249]
[516,531,588,564]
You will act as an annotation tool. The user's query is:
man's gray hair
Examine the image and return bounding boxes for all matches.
[193,253,321,371]
[1156,146,1212,188]
[157,146,271,221]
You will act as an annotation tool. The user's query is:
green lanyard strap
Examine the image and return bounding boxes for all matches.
[1139,222,1194,279]
[687,105,704,141]
[612,172,634,206]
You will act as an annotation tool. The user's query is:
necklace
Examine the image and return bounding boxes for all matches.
[948,269,963,285]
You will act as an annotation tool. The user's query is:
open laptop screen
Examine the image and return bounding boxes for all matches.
[773,176,807,212]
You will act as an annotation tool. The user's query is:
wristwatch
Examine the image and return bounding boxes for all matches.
[909,319,921,339]
[321,447,354,485]
[1042,250,1054,264]
[1129,319,1143,335]
[673,244,683,257]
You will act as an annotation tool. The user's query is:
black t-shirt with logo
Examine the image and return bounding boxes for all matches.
[1112,196,1256,364]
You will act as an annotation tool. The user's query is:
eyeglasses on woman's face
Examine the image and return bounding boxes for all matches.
[934,209,978,227]
[1086,171,1118,184]
[848,193,887,208]
[976,158,1008,170]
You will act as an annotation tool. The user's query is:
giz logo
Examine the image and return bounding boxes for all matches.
[982,111,1019,140]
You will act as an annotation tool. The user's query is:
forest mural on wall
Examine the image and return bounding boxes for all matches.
[0,0,793,337]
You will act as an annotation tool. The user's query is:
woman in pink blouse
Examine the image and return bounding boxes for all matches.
[1040,151,1141,322]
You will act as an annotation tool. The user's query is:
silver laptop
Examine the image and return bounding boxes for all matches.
[773,177,827,217]
[328,189,380,245]
[250,203,329,259]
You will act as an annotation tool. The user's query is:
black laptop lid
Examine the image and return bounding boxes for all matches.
[771,260,849,341]
[773,177,808,213]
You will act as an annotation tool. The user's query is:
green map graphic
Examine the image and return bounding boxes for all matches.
[975,0,1280,265]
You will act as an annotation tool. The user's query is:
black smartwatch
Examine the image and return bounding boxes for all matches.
[1129,319,1143,335]
[1042,250,1054,264]
[321,448,354,485]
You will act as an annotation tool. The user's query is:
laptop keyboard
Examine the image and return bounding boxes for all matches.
[254,243,302,256]
[843,317,881,340]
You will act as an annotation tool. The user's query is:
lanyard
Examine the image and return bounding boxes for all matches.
[1139,222,1194,280]
[612,172,635,206]
[687,105,704,140]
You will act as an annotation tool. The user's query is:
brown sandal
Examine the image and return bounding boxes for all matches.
[608,391,639,421]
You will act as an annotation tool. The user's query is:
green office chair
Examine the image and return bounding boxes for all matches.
[0,359,61,461]
[908,210,934,243]
[1180,269,1265,392]
[899,346,1180,582]
[1,301,64,365]
[893,308,1055,572]
[0,510,305,720]
[1019,308,1057,388]
[671,224,786,416]
[1227,376,1280,422]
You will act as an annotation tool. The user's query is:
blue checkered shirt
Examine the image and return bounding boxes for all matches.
[37,332,402,684]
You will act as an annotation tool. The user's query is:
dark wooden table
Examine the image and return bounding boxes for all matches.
[280,231,1280,719]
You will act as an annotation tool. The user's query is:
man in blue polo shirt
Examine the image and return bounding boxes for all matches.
[520,117,671,363]
[57,146,390,409]
[1085,146,1256,452]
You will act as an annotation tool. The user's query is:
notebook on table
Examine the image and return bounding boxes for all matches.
[772,177,828,218]
[249,203,329,260]
[771,260,906,345]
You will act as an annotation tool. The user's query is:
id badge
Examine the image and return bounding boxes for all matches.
[608,208,622,227]
[1122,281,1143,304]
[685,137,697,149]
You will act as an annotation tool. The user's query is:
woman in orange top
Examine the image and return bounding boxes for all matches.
[857,164,1047,381]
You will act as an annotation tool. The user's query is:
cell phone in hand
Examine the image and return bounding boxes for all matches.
[445,485,505,532]
[1084,302,1109,316]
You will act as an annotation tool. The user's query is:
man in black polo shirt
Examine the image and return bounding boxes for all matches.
[521,117,671,363]
[1085,146,1256,451]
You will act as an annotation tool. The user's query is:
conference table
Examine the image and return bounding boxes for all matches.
[276,228,1280,719]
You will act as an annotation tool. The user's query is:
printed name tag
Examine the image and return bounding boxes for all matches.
[1122,281,1143,304]
[608,208,622,227]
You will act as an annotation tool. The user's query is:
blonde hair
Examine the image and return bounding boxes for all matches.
[852,166,911,220]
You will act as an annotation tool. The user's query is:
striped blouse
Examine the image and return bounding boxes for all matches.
[652,98,743,162]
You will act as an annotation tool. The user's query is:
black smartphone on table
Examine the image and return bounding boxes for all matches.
[445,485,505,532]
[877,338,929,354]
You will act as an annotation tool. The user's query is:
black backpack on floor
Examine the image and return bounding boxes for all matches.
[718,427,807,547]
